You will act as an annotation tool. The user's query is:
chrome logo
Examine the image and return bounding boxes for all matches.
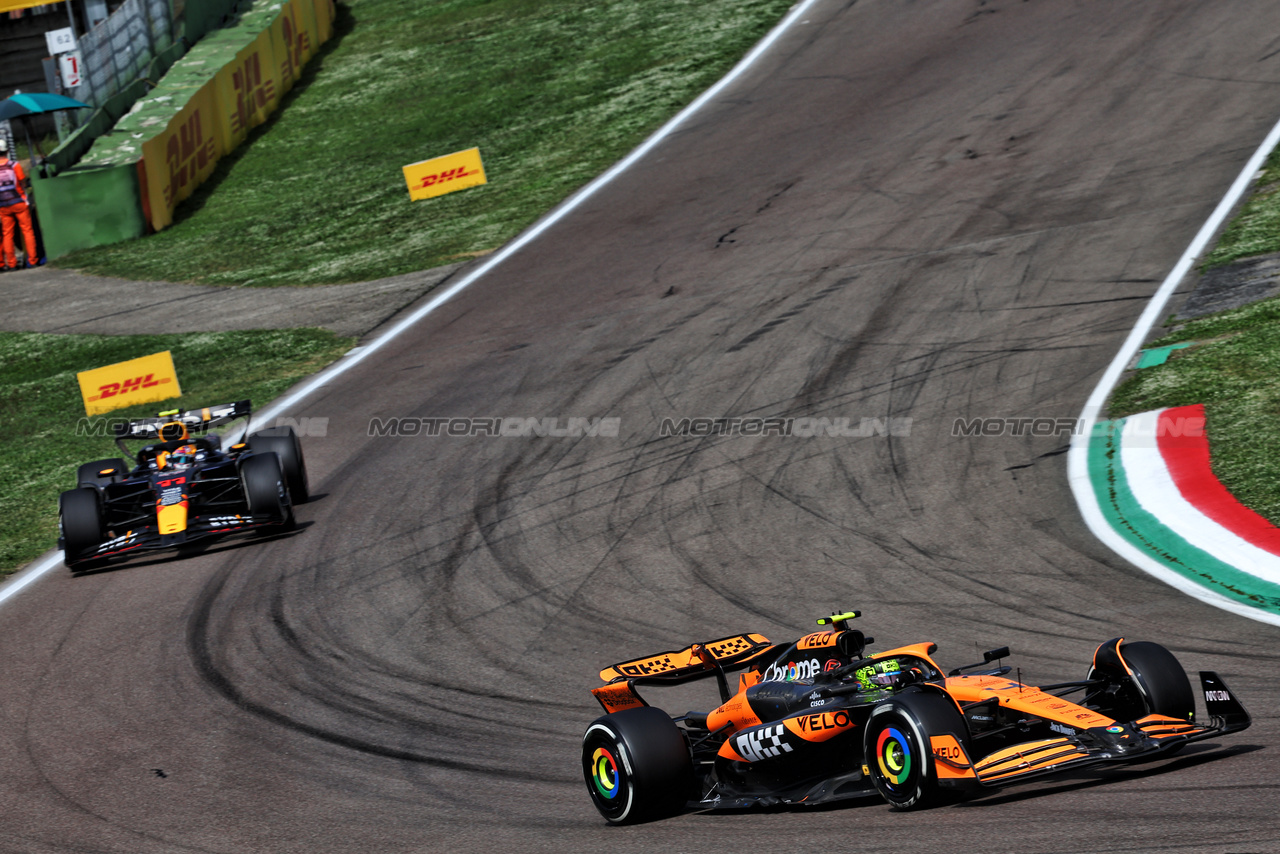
[591,747,621,799]
[875,727,912,785]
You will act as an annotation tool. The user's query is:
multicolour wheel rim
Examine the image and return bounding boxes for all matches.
[590,746,621,800]
[875,726,913,787]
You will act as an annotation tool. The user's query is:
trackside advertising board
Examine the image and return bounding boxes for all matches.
[138,83,223,231]
[78,351,182,416]
[403,148,487,201]
[130,0,336,232]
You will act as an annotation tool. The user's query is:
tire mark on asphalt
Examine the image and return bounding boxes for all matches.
[726,276,853,352]
[184,562,562,780]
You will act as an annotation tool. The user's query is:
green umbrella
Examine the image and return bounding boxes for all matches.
[1,91,90,176]
[0,92,90,122]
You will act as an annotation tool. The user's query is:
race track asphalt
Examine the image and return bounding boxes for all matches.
[2,2,1280,852]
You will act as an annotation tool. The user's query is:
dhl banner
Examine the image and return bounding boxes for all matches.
[312,0,336,43]
[213,28,284,153]
[403,148,488,201]
[138,82,223,231]
[78,351,182,416]
[136,0,335,231]
[291,0,320,67]
[270,2,303,96]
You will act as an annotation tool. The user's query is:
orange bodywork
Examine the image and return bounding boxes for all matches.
[974,737,1092,782]
[929,734,976,781]
[870,642,940,664]
[584,620,1251,816]
[590,681,645,714]
[707,693,763,735]
[597,633,771,683]
[944,674,1113,729]
[781,709,857,742]
[708,640,948,743]
[796,630,840,651]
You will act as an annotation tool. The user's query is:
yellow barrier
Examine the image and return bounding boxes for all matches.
[138,83,224,231]
[213,28,285,153]
[137,0,336,232]
[293,0,321,66]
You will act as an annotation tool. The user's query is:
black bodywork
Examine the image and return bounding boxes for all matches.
[58,400,305,570]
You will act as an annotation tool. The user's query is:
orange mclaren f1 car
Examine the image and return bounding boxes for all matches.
[581,611,1250,823]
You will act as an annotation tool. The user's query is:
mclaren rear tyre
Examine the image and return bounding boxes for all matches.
[76,457,128,489]
[240,452,295,531]
[864,689,970,810]
[581,707,694,825]
[60,488,104,570]
[248,427,309,504]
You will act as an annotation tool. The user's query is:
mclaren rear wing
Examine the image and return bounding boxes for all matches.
[591,633,773,714]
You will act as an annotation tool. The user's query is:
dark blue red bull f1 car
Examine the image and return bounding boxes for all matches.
[58,400,309,570]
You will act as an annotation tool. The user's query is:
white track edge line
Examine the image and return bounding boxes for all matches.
[0,0,827,608]
[1067,113,1280,627]
[249,0,825,432]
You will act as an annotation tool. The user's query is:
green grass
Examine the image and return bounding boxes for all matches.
[1202,145,1280,269]
[55,0,796,287]
[1109,299,1280,523]
[1105,135,1280,523]
[0,329,353,577]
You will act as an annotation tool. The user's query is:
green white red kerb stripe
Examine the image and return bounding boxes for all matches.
[1085,404,1280,623]
[1068,108,1280,628]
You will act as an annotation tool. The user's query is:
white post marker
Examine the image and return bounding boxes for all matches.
[59,52,83,89]
[44,26,76,56]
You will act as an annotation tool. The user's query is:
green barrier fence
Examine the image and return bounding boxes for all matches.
[34,0,333,260]
[31,164,149,260]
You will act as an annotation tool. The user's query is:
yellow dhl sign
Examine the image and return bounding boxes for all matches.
[77,351,182,416]
[403,147,487,201]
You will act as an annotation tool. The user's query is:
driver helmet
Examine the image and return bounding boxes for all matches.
[168,444,199,470]
[854,658,904,692]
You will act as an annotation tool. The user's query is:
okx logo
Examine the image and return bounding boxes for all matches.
[735,725,794,763]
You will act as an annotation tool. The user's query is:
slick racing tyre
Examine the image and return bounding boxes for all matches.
[60,487,104,569]
[77,457,128,488]
[864,689,969,810]
[1089,641,1195,724]
[240,452,295,530]
[581,707,694,825]
[249,427,309,503]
